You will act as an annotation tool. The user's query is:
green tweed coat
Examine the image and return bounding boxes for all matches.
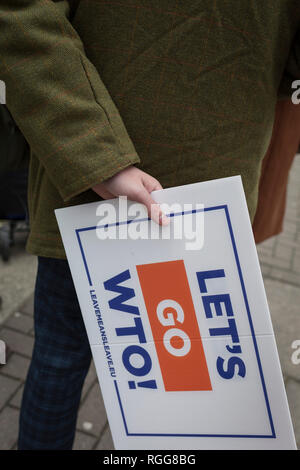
[0,0,299,258]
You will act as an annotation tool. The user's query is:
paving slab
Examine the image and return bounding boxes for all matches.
[0,406,19,450]
[73,431,97,450]
[76,382,107,437]
[0,328,34,358]
[286,379,300,448]
[1,353,30,382]
[5,311,33,334]
[0,375,20,411]
[81,360,97,400]
[95,425,114,450]
[263,279,300,382]
[9,384,24,409]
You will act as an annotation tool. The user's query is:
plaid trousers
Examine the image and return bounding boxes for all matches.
[18,257,92,450]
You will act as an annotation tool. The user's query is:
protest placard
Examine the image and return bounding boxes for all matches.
[55,176,296,449]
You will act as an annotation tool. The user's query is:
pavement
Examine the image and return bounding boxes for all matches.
[0,156,300,450]
[0,225,37,325]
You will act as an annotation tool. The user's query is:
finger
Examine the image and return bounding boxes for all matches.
[142,174,163,193]
[134,187,169,226]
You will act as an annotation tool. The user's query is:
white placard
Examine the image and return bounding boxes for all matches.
[55,175,296,450]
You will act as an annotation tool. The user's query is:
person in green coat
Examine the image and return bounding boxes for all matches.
[0,0,299,449]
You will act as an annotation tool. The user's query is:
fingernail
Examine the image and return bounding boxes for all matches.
[160,213,170,226]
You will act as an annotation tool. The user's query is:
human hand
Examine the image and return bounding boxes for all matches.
[92,166,169,226]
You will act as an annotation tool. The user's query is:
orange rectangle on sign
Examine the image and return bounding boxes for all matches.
[136,260,212,392]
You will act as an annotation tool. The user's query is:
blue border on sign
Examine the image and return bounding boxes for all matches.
[75,205,275,439]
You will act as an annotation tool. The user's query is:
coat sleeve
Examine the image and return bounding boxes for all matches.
[0,0,140,201]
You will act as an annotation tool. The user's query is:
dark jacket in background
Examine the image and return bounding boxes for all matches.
[253,99,300,243]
